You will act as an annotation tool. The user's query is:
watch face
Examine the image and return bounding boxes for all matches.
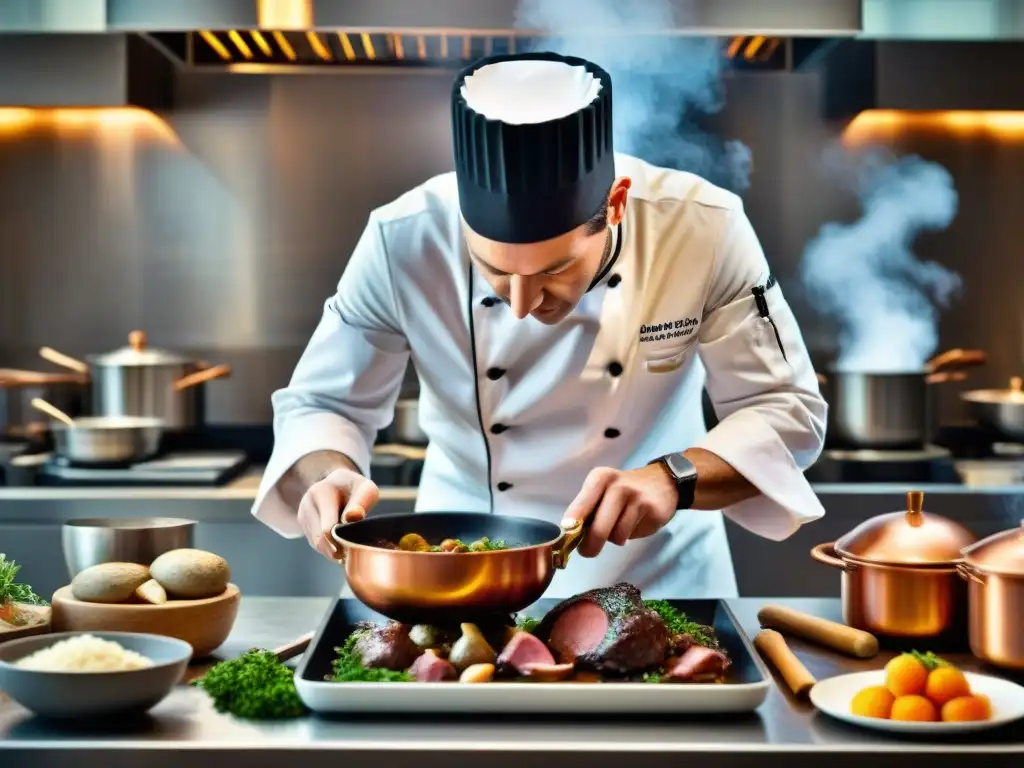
[665,453,696,480]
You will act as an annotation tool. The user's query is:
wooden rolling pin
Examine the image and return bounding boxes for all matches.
[758,604,879,659]
[755,629,816,699]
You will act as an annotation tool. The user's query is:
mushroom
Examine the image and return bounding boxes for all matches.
[448,623,497,670]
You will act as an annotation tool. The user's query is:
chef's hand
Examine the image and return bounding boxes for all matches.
[562,465,678,558]
[297,467,380,559]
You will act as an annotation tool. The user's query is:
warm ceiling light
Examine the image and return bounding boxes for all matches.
[199,30,231,61]
[250,31,273,57]
[744,36,766,60]
[272,31,297,61]
[0,107,179,145]
[844,110,1024,145]
[360,33,376,60]
[257,0,312,29]
[306,31,332,61]
[227,30,254,60]
[337,32,356,61]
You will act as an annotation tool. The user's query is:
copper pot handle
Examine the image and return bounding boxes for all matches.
[810,542,857,573]
[956,562,986,585]
[927,348,987,372]
[173,364,232,392]
[328,524,349,563]
[926,371,969,385]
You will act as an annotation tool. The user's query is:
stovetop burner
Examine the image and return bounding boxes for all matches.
[824,445,952,463]
[3,450,249,487]
[808,444,960,484]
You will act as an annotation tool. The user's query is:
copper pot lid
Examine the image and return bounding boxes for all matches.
[88,330,191,367]
[835,491,978,567]
[962,521,1024,577]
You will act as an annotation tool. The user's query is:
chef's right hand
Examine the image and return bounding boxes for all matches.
[297,467,380,559]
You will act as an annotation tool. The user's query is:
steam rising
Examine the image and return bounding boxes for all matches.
[800,146,961,372]
[513,0,751,191]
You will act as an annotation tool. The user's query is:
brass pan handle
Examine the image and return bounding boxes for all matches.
[956,562,986,585]
[810,542,857,573]
[552,516,595,570]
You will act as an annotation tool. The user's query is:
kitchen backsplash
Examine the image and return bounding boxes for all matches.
[0,67,1020,425]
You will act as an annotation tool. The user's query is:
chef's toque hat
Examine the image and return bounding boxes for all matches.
[451,51,615,245]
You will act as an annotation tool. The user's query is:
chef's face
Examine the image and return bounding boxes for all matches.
[465,177,631,325]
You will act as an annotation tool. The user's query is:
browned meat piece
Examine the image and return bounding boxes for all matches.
[409,649,457,681]
[496,630,556,675]
[353,622,420,671]
[662,645,730,682]
[535,583,670,674]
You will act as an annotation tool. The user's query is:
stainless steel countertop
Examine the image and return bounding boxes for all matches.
[1,598,1022,767]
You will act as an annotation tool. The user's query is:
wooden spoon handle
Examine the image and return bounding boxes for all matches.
[758,604,879,659]
[755,629,816,699]
[273,631,314,663]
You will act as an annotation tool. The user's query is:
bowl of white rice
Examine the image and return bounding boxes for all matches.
[0,631,191,719]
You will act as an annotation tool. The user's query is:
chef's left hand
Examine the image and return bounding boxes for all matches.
[562,464,678,558]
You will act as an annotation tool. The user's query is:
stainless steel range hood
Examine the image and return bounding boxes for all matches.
[102,0,865,36]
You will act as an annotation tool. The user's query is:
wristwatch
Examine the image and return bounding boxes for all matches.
[649,453,698,510]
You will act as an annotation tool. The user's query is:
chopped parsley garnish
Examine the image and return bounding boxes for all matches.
[643,599,714,647]
[192,649,306,720]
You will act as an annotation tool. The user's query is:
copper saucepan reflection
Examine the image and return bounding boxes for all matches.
[330,511,588,624]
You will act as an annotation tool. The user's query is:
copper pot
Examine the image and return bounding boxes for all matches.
[957,522,1024,669]
[330,512,586,624]
[811,491,977,638]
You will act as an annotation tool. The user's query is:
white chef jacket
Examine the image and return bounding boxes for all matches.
[252,153,827,599]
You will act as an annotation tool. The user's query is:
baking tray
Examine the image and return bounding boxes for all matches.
[294,598,771,715]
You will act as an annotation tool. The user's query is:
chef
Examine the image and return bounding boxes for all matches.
[252,51,827,598]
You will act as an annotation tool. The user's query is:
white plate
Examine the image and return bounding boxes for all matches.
[810,670,1024,733]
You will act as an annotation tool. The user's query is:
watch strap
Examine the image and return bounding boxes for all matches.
[651,453,698,510]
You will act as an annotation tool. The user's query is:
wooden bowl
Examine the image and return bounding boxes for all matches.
[0,604,51,644]
[50,583,240,659]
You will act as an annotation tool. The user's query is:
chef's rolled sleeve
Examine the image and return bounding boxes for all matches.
[252,214,410,537]
[695,206,827,541]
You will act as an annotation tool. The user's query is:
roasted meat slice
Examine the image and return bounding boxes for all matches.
[353,622,420,671]
[663,645,731,682]
[535,583,670,674]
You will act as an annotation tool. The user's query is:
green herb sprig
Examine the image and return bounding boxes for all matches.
[643,599,714,647]
[515,615,541,634]
[0,554,47,607]
[330,631,413,683]
[192,649,306,720]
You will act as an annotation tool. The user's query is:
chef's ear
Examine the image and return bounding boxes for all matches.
[607,177,632,226]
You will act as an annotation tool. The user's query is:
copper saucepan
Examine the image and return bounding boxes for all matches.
[330,512,587,624]
[811,490,978,640]
[957,521,1024,670]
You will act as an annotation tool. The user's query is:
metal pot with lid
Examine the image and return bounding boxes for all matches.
[958,521,1024,669]
[961,375,1024,442]
[39,330,231,432]
[811,491,978,638]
